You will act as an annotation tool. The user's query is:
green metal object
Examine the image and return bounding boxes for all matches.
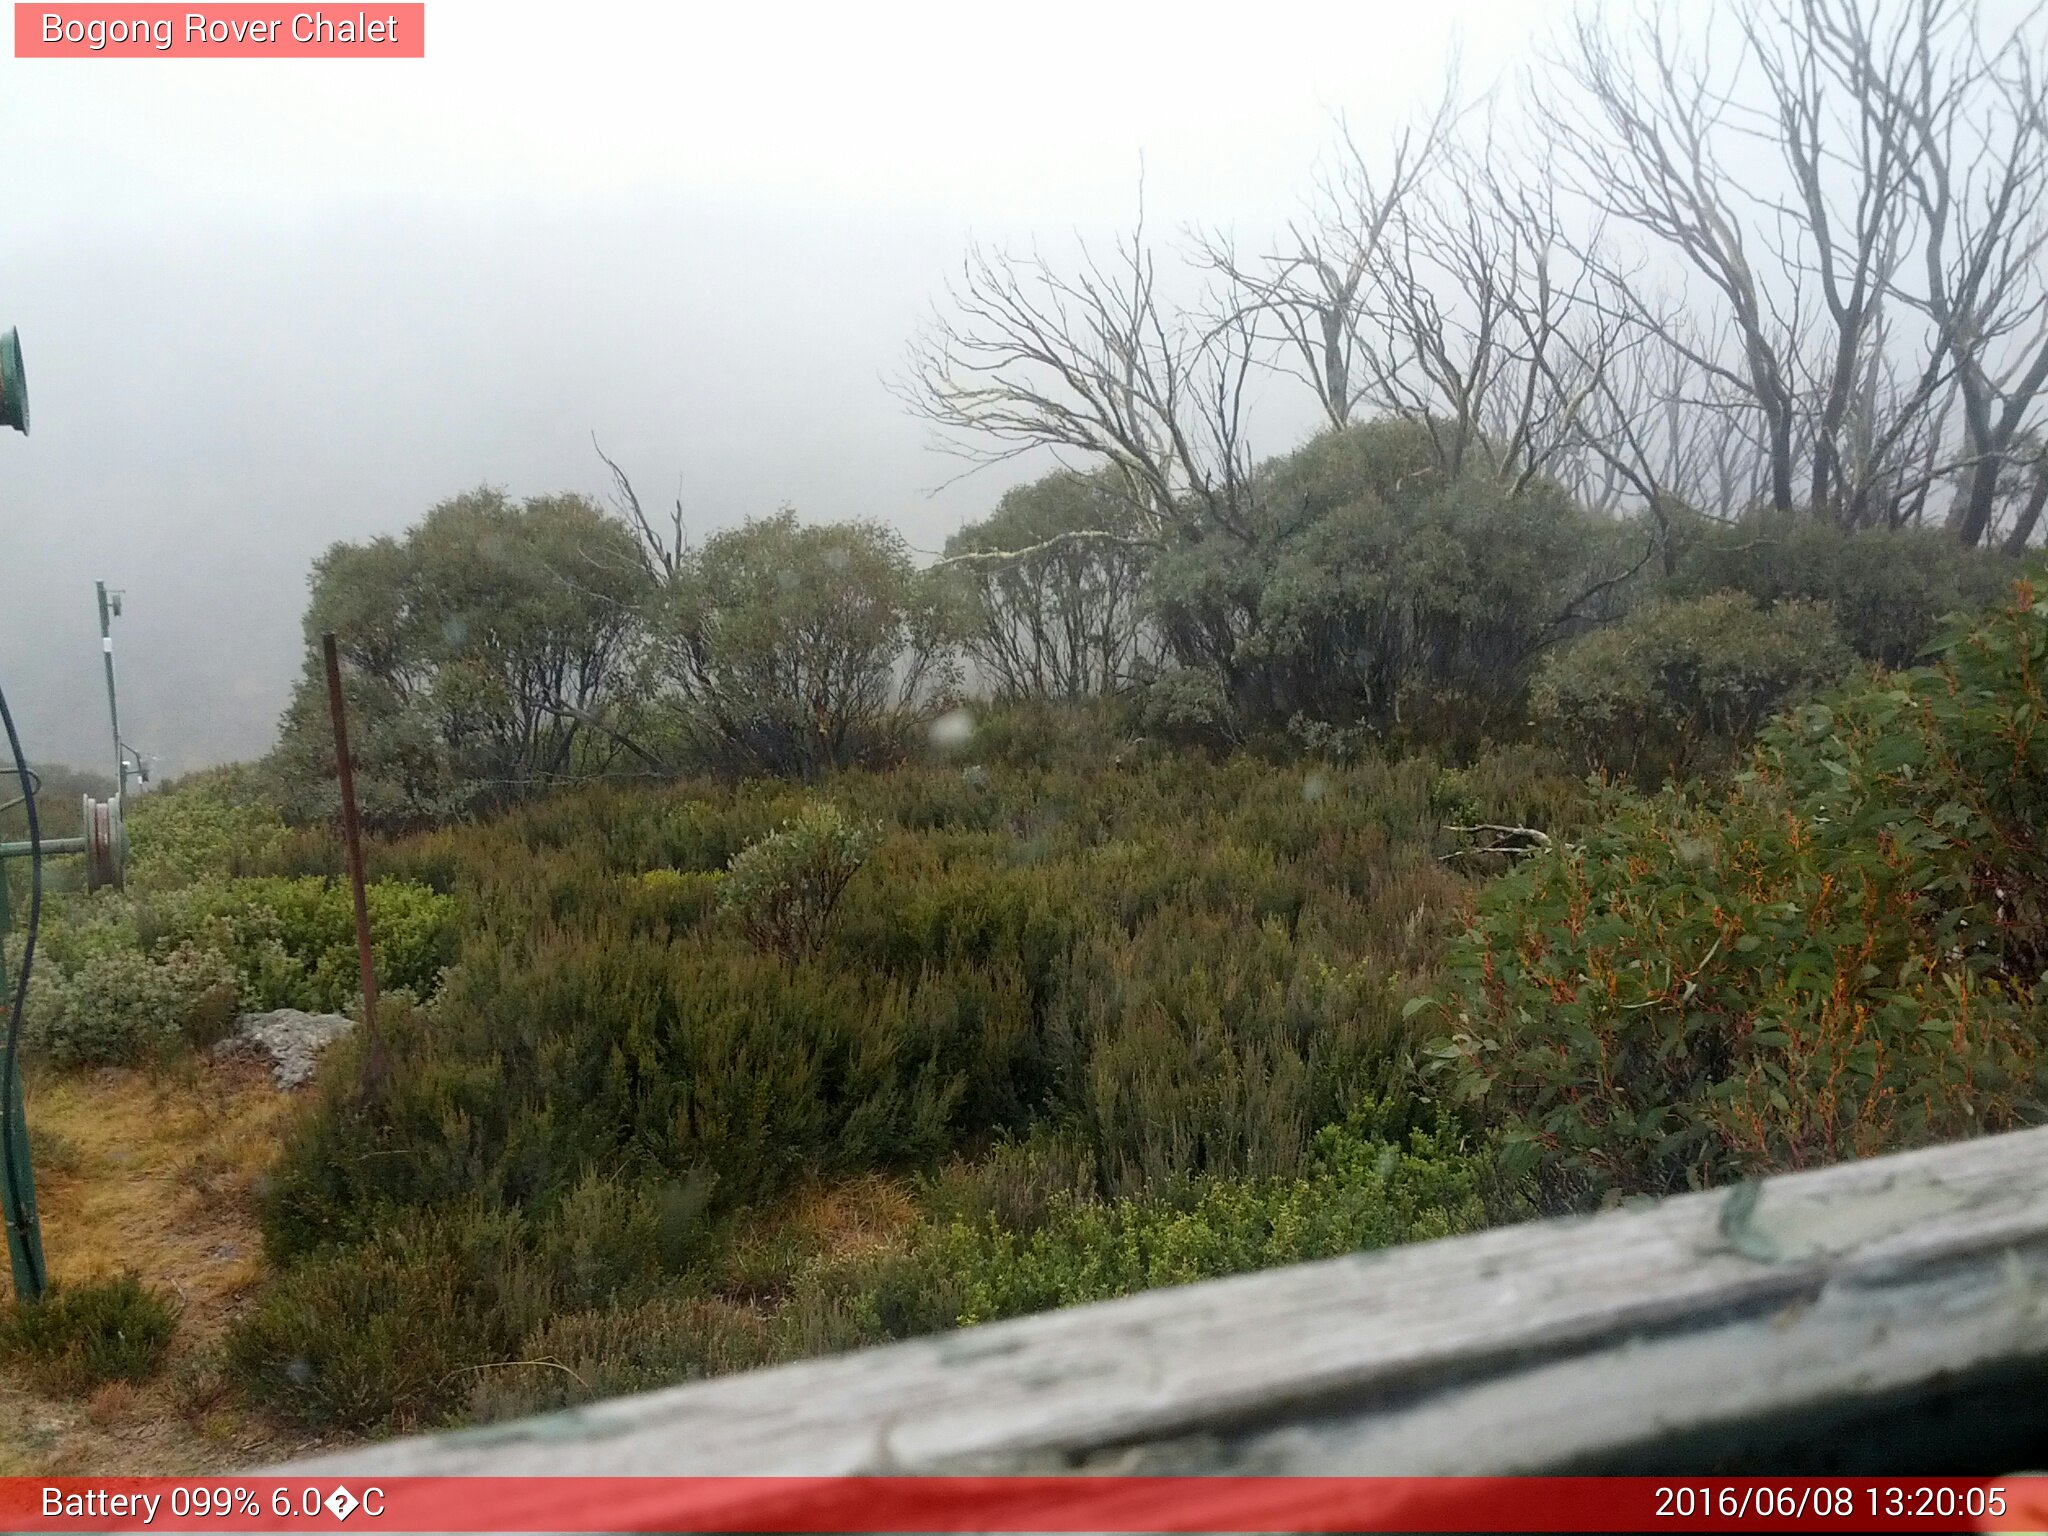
[96,583,144,799]
[0,869,46,1298]
[0,582,136,1299]
[0,328,26,435]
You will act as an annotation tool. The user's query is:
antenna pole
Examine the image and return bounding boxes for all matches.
[96,581,125,798]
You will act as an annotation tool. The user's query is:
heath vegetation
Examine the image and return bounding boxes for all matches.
[7,0,2048,1462]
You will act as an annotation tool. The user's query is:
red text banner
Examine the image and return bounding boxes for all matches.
[3,1475,2047,1533]
[14,5,424,57]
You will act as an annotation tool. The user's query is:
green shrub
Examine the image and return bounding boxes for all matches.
[933,1112,1499,1324]
[1431,583,2048,1206]
[21,866,455,1069]
[24,942,241,1066]
[131,875,456,1015]
[0,1273,178,1393]
[227,1203,552,1432]
[716,804,879,959]
[1666,514,2016,668]
[244,737,1588,1430]
[125,769,290,890]
[1534,593,1856,783]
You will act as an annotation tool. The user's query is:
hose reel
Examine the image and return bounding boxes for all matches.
[82,792,126,891]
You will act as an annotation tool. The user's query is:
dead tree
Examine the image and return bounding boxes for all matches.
[899,198,1262,544]
[1193,93,1458,431]
[592,434,689,582]
[1542,0,2047,545]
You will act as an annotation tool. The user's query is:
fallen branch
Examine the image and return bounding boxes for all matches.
[931,529,1164,568]
[1440,824,1555,862]
[543,698,667,773]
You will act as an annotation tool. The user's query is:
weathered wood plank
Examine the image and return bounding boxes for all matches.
[284,1124,2048,1476]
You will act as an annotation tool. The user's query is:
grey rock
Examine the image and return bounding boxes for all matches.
[216,1008,357,1091]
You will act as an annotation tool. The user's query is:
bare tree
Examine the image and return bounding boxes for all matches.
[1193,92,1458,431]
[592,434,689,581]
[900,196,1262,542]
[1859,0,2048,545]
[1542,0,2047,544]
[1542,6,1811,516]
[1354,126,1625,495]
[2001,437,2048,553]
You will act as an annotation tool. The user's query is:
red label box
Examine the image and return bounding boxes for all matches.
[14,4,424,56]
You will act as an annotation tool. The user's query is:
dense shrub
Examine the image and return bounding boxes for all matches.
[716,804,880,959]
[151,876,457,1013]
[23,942,240,1066]
[0,1274,178,1393]
[227,1203,549,1431]
[125,767,291,889]
[654,511,964,778]
[234,739,1590,1430]
[932,1113,1499,1323]
[228,1173,716,1432]
[1149,421,1644,740]
[1430,583,2048,1206]
[1666,514,2016,668]
[1533,593,1857,783]
[1040,918,1417,1195]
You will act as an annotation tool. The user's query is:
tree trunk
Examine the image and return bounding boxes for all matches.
[2001,465,2048,557]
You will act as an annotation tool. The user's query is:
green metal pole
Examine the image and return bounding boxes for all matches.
[0,866,47,1301]
[96,581,125,799]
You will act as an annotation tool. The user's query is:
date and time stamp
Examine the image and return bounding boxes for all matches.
[9,1475,2046,1532]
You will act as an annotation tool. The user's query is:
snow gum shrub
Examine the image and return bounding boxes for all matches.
[717,803,880,959]
[1138,667,1240,750]
[1667,512,2017,668]
[1428,583,2048,1206]
[0,1273,178,1393]
[1534,593,1857,784]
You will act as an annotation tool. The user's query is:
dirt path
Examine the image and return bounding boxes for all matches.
[0,1057,342,1473]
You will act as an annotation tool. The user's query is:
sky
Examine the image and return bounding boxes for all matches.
[0,0,1572,777]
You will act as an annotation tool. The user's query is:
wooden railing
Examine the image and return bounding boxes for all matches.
[286,1124,2048,1477]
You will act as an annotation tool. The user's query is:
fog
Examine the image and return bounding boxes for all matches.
[0,0,1562,776]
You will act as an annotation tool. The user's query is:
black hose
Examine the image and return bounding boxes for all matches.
[0,766,42,819]
[0,675,46,1299]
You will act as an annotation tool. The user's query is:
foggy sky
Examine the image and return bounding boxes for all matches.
[0,0,1563,778]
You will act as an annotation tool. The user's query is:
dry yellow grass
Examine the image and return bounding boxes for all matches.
[0,1057,337,1474]
[782,1172,920,1263]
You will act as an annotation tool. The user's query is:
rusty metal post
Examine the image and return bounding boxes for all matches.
[321,634,382,1045]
